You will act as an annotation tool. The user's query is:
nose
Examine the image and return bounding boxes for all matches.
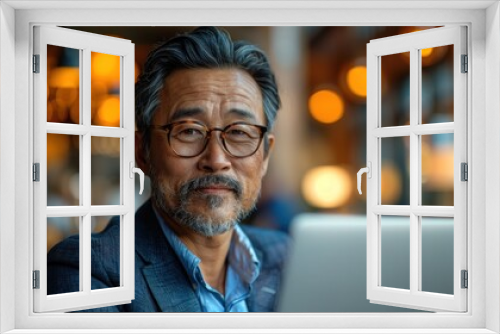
[197,132,232,173]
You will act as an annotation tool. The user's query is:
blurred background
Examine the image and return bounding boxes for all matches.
[46,26,453,239]
[46,26,455,310]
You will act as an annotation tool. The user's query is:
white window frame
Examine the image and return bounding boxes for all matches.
[366,26,468,312]
[33,25,136,313]
[1,1,499,333]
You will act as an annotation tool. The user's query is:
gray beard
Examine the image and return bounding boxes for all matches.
[150,168,257,237]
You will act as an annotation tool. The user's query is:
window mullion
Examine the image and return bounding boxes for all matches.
[409,47,420,295]
[82,47,92,294]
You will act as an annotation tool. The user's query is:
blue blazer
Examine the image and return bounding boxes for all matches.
[47,200,290,312]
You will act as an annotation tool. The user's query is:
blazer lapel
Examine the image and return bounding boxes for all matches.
[135,200,202,312]
[142,259,201,312]
[246,248,281,312]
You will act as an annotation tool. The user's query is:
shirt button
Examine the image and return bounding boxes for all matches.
[192,283,197,290]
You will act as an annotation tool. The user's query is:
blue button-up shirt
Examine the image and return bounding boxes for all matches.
[154,210,261,312]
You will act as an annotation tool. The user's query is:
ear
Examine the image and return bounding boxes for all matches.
[261,134,275,178]
[135,131,150,176]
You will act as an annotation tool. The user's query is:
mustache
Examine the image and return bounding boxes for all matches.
[179,175,243,199]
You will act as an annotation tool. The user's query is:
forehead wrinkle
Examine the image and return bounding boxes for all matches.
[160,68,264,124]
[169,107,204,123]
[227,108,257,122]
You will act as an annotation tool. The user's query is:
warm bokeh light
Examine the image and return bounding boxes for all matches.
[421,48,433,57]
[302,165,352,208]
[422,143,454,190]
[347,66,367,97]
[95,95,120,127]
[47,134,71,166]
[91,52,121,88]
[308,89,344,124]
[381,162,402,204]
[48,67,79,89]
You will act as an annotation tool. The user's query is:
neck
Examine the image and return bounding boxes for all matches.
[160,211,233,295]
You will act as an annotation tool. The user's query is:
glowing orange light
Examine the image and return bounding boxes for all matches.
[47,134,70,166]
[347,66,367,97]
[69,101,80,124]
[421,48,434,58]
[308,90,344,124]
[91,52,120,87]
[95,95,120,127]
[48,67,79,89]
[302,165,352,208]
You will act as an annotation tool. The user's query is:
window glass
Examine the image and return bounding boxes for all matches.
[421,133,454,206]
[47,216,81,294]
[381,137,410,205]
[47,45,80,124]
[381,215,410,290]
[91,52,121,127]
[91,137,121,206]
[381,52,410,127]
[47,134,80,206]
[421,45,454,124]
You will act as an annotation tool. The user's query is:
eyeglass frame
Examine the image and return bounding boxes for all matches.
[150,120,269,158]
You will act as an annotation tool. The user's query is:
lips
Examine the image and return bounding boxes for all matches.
[196,185,234,194]
[179,175,243,199]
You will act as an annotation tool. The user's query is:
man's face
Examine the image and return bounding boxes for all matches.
[140,68,274,237]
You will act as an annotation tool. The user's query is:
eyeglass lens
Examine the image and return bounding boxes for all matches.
[169,123,263,157]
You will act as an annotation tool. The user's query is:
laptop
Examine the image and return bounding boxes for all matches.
[276,213,431,312]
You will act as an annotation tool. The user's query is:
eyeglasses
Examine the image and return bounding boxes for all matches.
[150,120,268,158]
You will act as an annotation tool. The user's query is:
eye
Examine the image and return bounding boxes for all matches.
[227,129,249,137]
[172,125,205,142]
[180,128,203,136]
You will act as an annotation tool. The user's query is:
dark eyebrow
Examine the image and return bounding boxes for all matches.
[169,107,259,124]
[228,108,257,122]
[169,108,204,123]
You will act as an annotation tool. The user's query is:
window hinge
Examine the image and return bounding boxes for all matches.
[461,54,468,73]
[33,54,40,73]
[33,163,40,182]
[33,270,40,289]
[461,270,468,289]
[461,162,468,181]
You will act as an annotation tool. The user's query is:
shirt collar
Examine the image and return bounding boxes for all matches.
[153,207,261,287]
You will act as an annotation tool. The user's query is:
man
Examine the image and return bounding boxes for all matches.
[47,27,289,312]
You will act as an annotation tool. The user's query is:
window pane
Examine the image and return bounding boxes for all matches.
[91,137,121,205]
[381,52,410,127]
[47,216,80,294]
[421,217,454,295]
[47,134,80,206]
[381,137,409,205]
[381,215,410,290]
[421,133,454,206]
[91,52,121,127]
[421,45,454,124]
[91,215,120,290]
[47,45,80,124]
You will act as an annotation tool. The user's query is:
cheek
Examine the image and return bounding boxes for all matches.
[150,154,194,189]
[238,158,265,201]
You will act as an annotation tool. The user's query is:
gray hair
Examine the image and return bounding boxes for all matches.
[135,27,281,156]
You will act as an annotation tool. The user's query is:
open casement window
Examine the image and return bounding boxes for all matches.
[33,26,138,312]
[364,26,467,312]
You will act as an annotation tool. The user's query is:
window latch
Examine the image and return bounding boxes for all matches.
[357,162,372,195]
[129,161,144,195]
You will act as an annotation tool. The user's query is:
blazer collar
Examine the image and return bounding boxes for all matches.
[134,200,202,312]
